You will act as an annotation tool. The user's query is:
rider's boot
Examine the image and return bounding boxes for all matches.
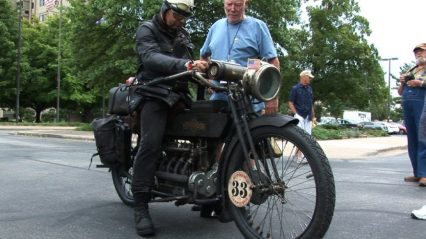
[134,193,154,237]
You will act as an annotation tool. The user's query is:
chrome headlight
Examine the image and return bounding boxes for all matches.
[243,62,281,102]
[206,60,281,102]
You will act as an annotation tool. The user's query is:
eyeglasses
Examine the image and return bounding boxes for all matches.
[172,10,187,21]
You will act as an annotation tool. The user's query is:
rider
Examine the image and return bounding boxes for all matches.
[132,0,207,236]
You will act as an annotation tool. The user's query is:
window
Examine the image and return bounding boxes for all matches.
[40,0,45,6]
[39,14,46,22]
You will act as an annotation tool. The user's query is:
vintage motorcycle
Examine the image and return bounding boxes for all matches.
[91,60,335,239]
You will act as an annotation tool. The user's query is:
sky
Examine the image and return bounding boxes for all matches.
[356,0,426,92]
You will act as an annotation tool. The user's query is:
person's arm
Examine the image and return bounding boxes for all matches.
[136,23,188,74]
[268,57,280,71]
[288,101,297,115]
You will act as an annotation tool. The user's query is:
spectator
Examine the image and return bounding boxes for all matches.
[411,205,426,220]
[288,70,315,164]
[200,0,280,116]
[398,43,426,186]
[289,70,315,135]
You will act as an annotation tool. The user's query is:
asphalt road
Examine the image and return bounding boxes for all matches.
[0,131,425,239]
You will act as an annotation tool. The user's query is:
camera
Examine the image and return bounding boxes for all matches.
[404,73,415,82]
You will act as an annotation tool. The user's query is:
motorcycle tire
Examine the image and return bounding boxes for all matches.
[111,131,139,207]
[225,125,335,239]
[111,165,135,207]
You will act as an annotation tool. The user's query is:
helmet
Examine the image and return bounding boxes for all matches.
[164,0,194,18]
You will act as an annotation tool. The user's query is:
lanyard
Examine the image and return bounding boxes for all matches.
[226,20,242,62]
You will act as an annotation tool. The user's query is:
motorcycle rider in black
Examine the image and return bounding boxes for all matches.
[132,0,207,236]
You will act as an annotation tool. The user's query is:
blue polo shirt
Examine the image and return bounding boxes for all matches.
[200,16,277,113]
[289,83,313,120]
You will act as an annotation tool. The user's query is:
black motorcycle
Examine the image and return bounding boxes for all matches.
[91,60,335,239]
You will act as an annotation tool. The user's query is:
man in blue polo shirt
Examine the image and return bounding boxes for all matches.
[289,70,315,134]
[200,0,280,115]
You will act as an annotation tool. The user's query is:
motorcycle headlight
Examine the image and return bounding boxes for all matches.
[243,63,281,102]
[207,61,246,82]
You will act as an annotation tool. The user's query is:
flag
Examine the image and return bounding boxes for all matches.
[46,0,57,12]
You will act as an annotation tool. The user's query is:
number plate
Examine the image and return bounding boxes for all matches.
[228,171,253,207]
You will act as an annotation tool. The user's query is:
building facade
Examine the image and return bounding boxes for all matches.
[10,0,69,22]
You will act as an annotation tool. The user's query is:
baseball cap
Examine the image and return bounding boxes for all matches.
[413,43,426,52]
[300,70,314,78]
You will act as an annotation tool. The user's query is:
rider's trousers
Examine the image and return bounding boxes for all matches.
[132,99,169,204]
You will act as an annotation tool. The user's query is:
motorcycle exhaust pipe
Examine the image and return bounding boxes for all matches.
[155,171,189,183]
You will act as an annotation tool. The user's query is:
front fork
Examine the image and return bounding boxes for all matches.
[227,96,281,185]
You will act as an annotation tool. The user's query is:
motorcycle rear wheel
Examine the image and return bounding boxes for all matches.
[225,125,335,239]
[111,131,139,207]
[111,165,135,207]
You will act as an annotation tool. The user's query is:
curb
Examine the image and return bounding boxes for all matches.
[365,145,407,156]
[16,132,94,141]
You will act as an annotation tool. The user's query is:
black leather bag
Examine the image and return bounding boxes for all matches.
[108,85,130,115]
[90,115,131,166]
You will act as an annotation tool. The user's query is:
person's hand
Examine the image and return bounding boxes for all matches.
[265,98,279,115]
[406,79,423,87]
[187,60,208,72]
[399,75,406,85]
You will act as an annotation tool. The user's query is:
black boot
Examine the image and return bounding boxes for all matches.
[134,203,155,237]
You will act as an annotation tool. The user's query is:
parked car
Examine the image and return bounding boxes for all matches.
[376,122,400,134]
[337,119,359,128]
[359,121,385,130]
[394,123,407,135]
[318,117,338,126]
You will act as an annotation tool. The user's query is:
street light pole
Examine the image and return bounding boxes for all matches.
[381,57,398,122]
[56,0,63,122]
[16,0,23,123]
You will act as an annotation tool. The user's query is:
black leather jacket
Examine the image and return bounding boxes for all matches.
[135,14,194,83]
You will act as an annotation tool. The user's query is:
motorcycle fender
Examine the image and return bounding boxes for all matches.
[216,114,298,220]
[248,114,298,129]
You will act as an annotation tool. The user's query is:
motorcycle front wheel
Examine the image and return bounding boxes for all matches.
[225,125,335,239]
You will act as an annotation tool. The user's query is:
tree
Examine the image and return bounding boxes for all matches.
[63,0,301,120]
[287,0,388,119]
[63,0,148,121]
[18,19,60,122]
[0,0,18,108]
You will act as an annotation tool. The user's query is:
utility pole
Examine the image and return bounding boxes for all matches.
[56,0,63,122]
[16,0,23,123]
[380,57,399,122]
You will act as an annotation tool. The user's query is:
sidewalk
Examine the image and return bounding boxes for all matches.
[0,125,407,160]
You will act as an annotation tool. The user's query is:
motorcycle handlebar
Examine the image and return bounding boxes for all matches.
[144,70,228,92]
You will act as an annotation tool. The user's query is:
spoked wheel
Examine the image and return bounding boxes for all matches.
[111,131,139,207]
[111,165,135,207]
[225,125,335,239]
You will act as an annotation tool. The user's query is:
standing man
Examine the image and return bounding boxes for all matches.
[132,0,207,236]
[289,70,315,135]
[399,43,426,186]
[200,0,280,115]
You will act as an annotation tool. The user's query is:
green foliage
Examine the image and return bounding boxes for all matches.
[313,125,388,140]
[19,19,59,120]
[63,0,146,116]
[0,0,400,123]
[286,0,388,120]
[0,0,18,107]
